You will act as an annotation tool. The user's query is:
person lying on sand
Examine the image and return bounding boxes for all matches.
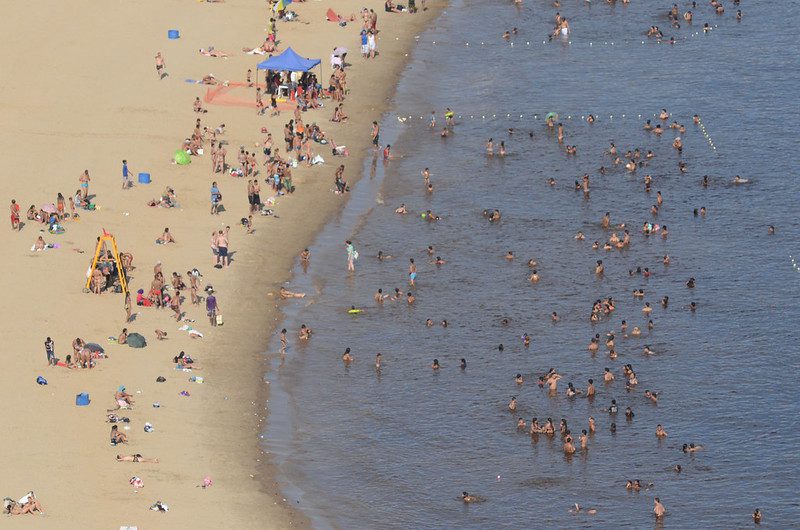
[200,74,217,85]
[116,454,159,463]
[280,287,306,299]
[243,39,277,55]
[199,48,230,58]
[155,329,168,340]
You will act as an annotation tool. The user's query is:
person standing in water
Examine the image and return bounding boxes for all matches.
[346,240,357,271]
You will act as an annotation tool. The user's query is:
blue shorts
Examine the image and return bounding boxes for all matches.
[409,272,417,280]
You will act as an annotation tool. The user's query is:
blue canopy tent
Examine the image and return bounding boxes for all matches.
[256,48,322,97]
[256,47,321,72]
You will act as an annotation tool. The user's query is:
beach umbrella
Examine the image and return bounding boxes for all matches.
[333,47,348,56]
[174,150,191,165]
[545,112,559,122]
[127,333,147,348]
[84,342,105,353]
[41,203,57,213]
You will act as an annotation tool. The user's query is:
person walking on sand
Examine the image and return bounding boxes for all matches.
[79,170,90,200]
[367,30,377,59]
[371,121,380,149]
[210,182,221,214]
[170,290,182,320]
[206,290,220,326]
[155,52,167,79]
[216,228,229,268]
[10,199,20,231]
[210,231,219,266]
[346,240,357,271]
[122,160,134,190]
[124,291,132,322]
[45,336,55,366]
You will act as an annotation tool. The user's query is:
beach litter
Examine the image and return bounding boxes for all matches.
[201,476,213,489]
[144,423,154,433]
[129,477,144,489]
[149,500,169,512]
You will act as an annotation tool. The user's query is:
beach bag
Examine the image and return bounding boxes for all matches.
[75,393,90,406]
[36,376,47,385]
[215,314,224,326]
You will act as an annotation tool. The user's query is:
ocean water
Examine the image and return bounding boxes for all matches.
[264,1,800,528]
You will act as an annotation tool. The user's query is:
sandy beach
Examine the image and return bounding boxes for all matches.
[0,0,440,527]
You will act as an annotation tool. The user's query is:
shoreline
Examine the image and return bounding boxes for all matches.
[0,0,443,528]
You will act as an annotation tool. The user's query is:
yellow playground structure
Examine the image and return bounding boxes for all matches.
[84,229,128,295]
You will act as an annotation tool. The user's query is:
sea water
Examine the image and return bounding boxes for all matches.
[264,1,800,527]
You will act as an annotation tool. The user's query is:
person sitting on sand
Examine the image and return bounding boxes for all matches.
[33,236,46,251]
[4,492,45,515]
[110,386,135,410]
[174,351,200,369]
[331,105,349,123]
[280,287,306,299]
[157,227,176,244]
[116,454,159,463]
[193,97,207,114]
[110,425,128,445]
[118,328,128,344]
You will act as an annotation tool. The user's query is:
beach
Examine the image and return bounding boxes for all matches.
[0,0,440,527]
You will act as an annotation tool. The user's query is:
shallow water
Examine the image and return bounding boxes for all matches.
[265,1,800,527]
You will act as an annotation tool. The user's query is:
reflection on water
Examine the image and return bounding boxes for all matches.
[265,0,800,527]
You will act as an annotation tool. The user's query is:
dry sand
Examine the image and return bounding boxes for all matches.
[0,0,440,527]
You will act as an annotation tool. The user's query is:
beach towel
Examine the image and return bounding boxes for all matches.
[326,8,338,21]
[178,324,205,338]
